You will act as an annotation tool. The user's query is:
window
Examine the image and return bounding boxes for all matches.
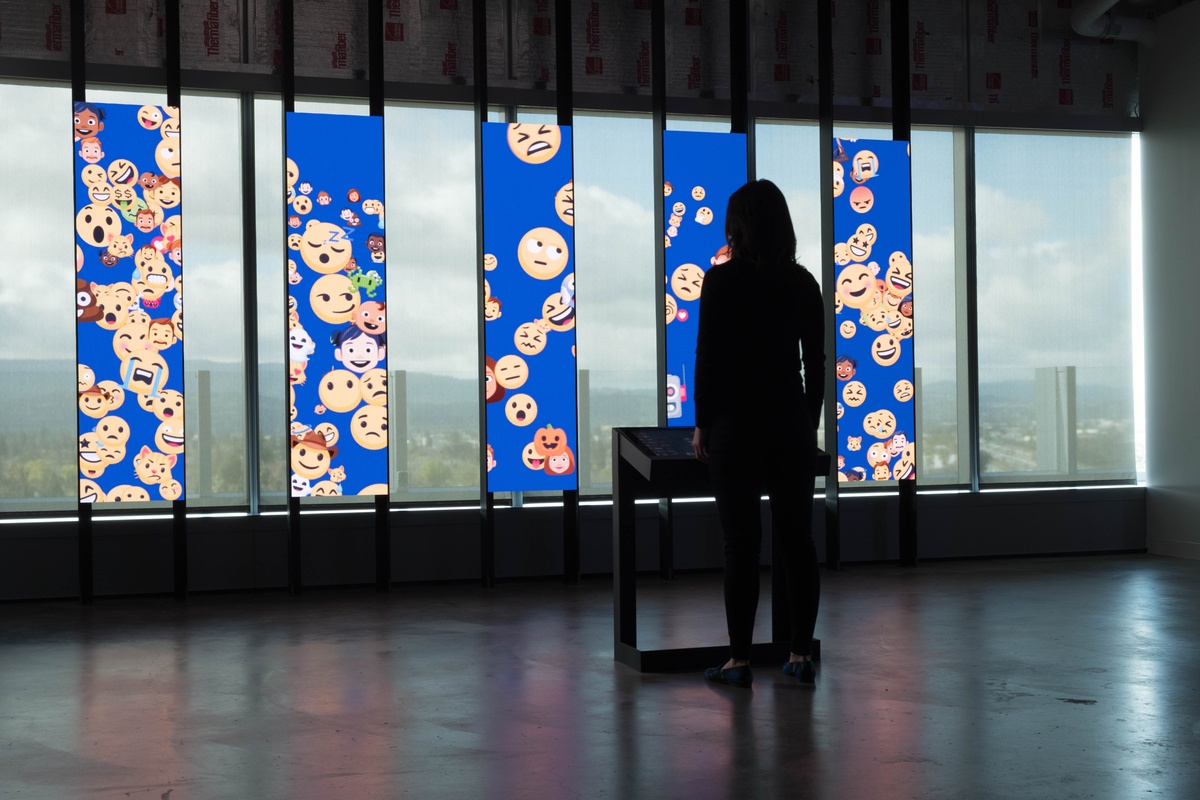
[384,103,481,504]
[573,112,658,493]
[178,91,248,507]
[0,81,76,513]
[974,131,1135,483]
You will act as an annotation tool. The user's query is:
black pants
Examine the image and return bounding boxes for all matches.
[707,413,820,661]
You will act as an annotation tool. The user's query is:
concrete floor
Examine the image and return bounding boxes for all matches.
[1,554,1198,799]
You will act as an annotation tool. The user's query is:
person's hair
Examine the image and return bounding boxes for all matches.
[724,179,797,269]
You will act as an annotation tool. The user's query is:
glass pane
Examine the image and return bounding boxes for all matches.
[0,82,76,513]
[384,103,480,504]
[253,95,287,506]
[754,119,825,484]
[180,92,248,507]
[573,112,658,494]
[909,128,960,485]
[975,131,1134,483]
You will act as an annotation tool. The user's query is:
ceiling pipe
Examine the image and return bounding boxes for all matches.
[1071,0,1156,45]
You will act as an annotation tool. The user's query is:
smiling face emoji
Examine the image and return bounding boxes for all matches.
[863,409,898,440]
[670,263,705,302]
[495,355,529,389]
[872,333,901,367]
[514,321,548,355]
[78,433,105,479]
[845,224,876,262]
[351,405,388,450]
[542,291,575,332]
[505,393,537,427]
[334,330,384,374]
[836,264,876,309]
[318,369,362,413]
[885,252,913,298]
[521,442,545,470]
[507,123,562,164]
[76,204,122,248]
[299,220,353,274]
[893,442,916,480]
[842,380,866,407]
[518,227,569,280]
[555,181,574,226]
[137,105,162,130]
[894,379,914,402]
[483,253,497,271]
[290,432,337,480]
[107,159,138,187]
[310,274,361,324]
[79,479,105,504]
[314,422,340,447]
[839,320,856,338]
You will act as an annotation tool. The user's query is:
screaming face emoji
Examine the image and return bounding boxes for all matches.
[518,227,570,280]
[507,123,562,164]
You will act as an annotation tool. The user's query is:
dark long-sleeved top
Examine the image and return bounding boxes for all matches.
[693,257,825,430]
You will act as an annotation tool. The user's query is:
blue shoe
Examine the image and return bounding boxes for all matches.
[783,659,816,684]
[704,664,753,688]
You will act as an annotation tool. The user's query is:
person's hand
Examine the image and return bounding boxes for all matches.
[691,426,709,463]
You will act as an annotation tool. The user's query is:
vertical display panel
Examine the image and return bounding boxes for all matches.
[831,138,916,482]
[481,122,578,492]
[74,101,185,504]
[662,131,748,427]
[285,112,389,498]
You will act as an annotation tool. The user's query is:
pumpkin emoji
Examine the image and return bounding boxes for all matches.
[534,424,566,457]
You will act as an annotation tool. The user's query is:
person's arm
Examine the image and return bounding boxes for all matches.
[799,270,825,428]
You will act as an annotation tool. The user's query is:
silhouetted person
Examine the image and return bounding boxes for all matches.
[692,179,824,688]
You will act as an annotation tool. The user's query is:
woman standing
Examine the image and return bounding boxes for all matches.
[691,179,825,687]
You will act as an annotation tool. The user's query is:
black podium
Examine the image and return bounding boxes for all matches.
[613,426,830,672]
